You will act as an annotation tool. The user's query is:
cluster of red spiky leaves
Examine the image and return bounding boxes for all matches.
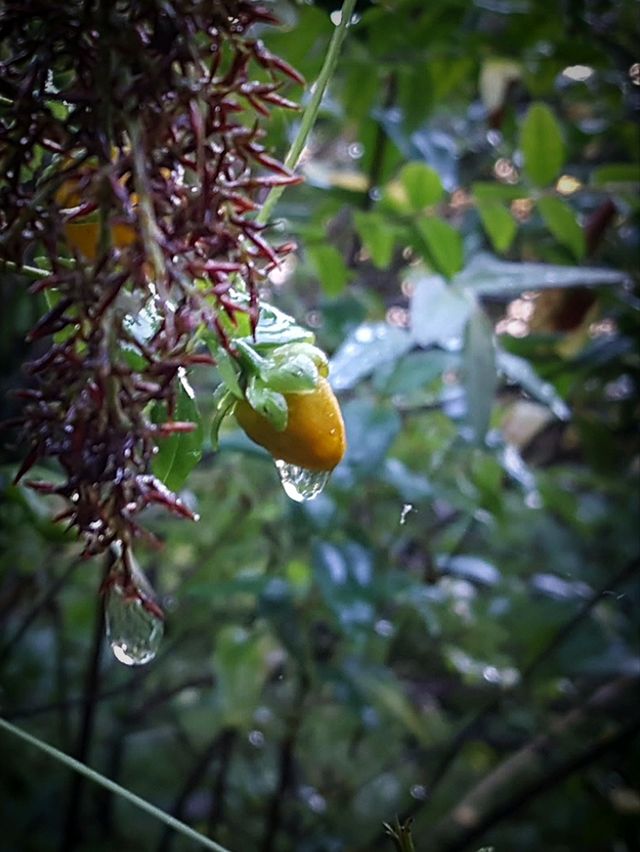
[0,0,303,557]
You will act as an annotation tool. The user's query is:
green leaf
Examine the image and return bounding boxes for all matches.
[246,377,288,431]
[152,372,203,491]
[399,162,444,210]
[520,102,565,187]
[464,308,497,445]
[409,273,472,347]
[537,196,586,261]
[475,196,517,253]
[307,244,351,297]
[353,210,396,269]
[329,322,413,392]
[415,217,464,280]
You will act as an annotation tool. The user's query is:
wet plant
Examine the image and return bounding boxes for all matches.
[0,1,302,568]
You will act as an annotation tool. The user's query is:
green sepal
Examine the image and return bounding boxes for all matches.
[246,377,288,431]
[261,352,319,394]
[210,385,236,451]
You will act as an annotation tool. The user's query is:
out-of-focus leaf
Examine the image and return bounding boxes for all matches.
[464,307,497,445]
[438,555,501,586]
[341,398,402,475]
[381,458,433,501]
[353,210,396,269]
[399,162,444,210]
[479,58,521,112]
[330,322,413,391]
[455,252,628,295]
[520,102,565,187]
[152,372,203,491]
[416,217,464,280]
[307,244,352,297]
[537,196,586,261]
[591,163,640,186]
[409,273,472,348]
[475,196,517,253]
[210,385,236,451]
[497,349,570,420]
[376,349,456,395]
[313,541,375,629]
[213,625,273,727]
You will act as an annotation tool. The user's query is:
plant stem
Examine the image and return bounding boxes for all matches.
[58,558,109,852]
[0,717,234,852]
[256,0,357,227]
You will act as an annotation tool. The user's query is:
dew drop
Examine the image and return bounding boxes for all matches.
[105,584,164,666]
[274,460,330,502]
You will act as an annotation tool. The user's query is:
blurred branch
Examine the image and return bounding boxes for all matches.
[260,673,310,852]
[425,555,640,796]
[157,727,236,852]
[365,555,640,852]
[430,675,640,852]
[58,554,110,852]
[207,729,237,835]
[0,554,80,666]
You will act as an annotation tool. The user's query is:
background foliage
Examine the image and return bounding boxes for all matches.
[1,1,639,851]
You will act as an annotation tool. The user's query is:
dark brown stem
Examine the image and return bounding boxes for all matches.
[207,730,237,835]
[156,727,235,852]
[0,556,80,667]
[57,555,110,852]
[260,674,309,852]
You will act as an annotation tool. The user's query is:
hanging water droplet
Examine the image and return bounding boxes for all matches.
[105,583,164,666]
[274,459,330,502]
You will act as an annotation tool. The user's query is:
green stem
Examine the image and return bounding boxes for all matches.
[0,716,233,852]
[256,0,357,226]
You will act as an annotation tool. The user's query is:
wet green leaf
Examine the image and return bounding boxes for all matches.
[152,373,204,491]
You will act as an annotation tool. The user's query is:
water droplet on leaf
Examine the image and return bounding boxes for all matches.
[106,583,164,666]
[274,460,330,502]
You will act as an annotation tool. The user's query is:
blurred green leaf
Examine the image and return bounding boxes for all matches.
[409,273,471,347]
[353,210,396,269]
[307,244,352,296]
[520,102,565,187]
[330,322,413,391]
[456,252,627,295]
[415,217,464,280]
[400,162,444,210]
[213,626,274,727]
[537,196,586,261]
[475,196,518,253]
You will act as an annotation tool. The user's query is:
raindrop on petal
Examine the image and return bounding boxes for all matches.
[106,583,164,666]
[274,460,330,502]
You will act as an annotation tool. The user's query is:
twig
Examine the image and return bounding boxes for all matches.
[57,553,111,852]
[0,556,81,666]
[157,727,236,852]
[260,674,309,852]
[256,0,357,227]
[430,675,640,851]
